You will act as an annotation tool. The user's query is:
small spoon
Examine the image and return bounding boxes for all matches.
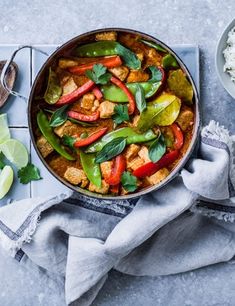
[0,61,18,108]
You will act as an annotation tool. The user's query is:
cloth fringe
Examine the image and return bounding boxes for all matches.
[202,120,235,190]
[0,192,72,257]
[190,203,235,222]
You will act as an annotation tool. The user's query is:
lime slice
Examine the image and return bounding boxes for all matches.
[0,139,28,169]
[0,165,14,199]
[0,114,10,144]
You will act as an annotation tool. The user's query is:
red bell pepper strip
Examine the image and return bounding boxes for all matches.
[110,76,136,115]
[105,155,126,185]
[158,66,167,84]
[74,127,108,148]
[67,110,99,122]
[110,184,120,194]
[56,80,95,106]
[92,86,103,100]
[133,150,179,178]
[171,123,184,150]
[69,56,122,75]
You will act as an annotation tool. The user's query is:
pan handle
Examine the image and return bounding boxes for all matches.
[0,45,49,102]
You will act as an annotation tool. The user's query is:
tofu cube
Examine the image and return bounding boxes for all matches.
[146,168,169,185]
[100,161,112,179]
[99,101,116,118]
[127,69,149,83]
[88,180,109,194]
[58,58,78,69]
[125,144,140,161]
[127,157,145,171]
[62,77,77,95]
[95,31,117,41]
[36,136,54,158]
[109,66,129,81]
[138,146,151,163]
[54,120,74,138]
[130,115,140,128]
[81,93,95,110]
[64,167,88,187]
[91,99,100,112]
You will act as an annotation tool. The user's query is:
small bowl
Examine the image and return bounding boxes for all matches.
[216,18,235,99]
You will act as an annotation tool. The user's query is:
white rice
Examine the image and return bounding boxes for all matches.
[223,26,235,82]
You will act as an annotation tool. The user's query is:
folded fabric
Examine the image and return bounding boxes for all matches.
[0,120,235,306]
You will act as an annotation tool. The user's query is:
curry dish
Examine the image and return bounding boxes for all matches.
[35,31,195,196]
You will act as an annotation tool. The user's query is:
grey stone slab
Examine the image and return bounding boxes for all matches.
[0,0,235,305]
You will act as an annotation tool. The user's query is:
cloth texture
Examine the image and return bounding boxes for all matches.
[0,121,235,306]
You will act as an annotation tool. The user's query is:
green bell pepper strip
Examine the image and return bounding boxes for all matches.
[162,54,179,69]
[79,150,101,187]
[37,110,75,161]
[100,81,161,102]
[76,41,141,70]
[85,127,157,153]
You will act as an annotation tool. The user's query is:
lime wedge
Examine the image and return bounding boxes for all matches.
[0,139,28,169]
[0,165,14,199]
[0,114,10,144]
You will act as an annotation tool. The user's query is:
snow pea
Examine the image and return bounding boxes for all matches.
[100,81,161,102]
[76,41,141,70]
[37,110,75,161]
[79,150,101,187]
[85,127,157,153]
[44,68,62,104]
[162,54,179,69]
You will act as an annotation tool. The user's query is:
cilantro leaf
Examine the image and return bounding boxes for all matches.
[0,152,6,170]
[18,163,42,184]
[62,135,76,150]
[121,171,138,192]
[135,84,146,113]
[85,64,111,85]
[112,105,129,125]
[148,66,163,82]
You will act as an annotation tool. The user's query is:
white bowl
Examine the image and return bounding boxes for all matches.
[216,18,235,99]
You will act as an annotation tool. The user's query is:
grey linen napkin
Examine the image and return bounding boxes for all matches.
[1,120,235,306]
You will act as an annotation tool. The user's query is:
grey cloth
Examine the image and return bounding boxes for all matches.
[1,120,235,306]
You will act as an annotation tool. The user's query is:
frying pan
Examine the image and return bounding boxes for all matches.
[0,28,200,202]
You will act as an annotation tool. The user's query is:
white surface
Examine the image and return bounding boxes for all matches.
[216,18,235,99]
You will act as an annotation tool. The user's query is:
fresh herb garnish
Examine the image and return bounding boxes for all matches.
[85,64,111,85]
[148,134,166,163]
[148,66,163,82]
[115,43,141,70]
[121,171,138,192]
[0,152,6,170]
[95,137,127,163]
[140,39,167,53]
[44,68,62,104]
[112,105,129,125]
[49,105,68,127]
[18,163,42,184]
[135,84,146,113]
[62,135,76,150]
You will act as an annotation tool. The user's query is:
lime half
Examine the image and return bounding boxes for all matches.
[0,165,14,199]
[0,114,10,144]
[0,139,28,169]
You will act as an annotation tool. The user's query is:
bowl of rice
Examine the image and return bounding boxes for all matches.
[216,18,235,99]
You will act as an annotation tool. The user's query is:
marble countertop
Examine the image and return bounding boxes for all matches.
[0,0,235,305]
